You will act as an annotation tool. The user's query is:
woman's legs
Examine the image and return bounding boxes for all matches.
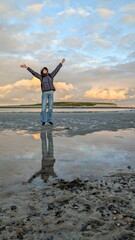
[47,93,54,123]
[40,92,48,123]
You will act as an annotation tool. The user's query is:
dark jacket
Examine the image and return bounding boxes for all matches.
[27,63,62,92]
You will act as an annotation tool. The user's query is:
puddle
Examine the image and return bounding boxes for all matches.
[0,129,135,190]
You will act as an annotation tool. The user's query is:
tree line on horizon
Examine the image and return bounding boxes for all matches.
[0,102,117,108]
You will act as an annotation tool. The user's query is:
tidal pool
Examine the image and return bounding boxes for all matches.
[0,128,135,190]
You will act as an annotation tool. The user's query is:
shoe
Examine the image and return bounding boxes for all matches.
[42,122,46,126]
[48,122,53,125]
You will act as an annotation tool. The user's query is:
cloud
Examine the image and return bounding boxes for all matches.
[0,2,7,13]
[54,82,74,91]
[78,61,135,87]
[0,77,75,105]
[120,4,135,12]
[60,94,73,100]
[0,0,135,106]
[94,36,110,48]
[127,51,135,59]
[0,77,41,105]
[14,78,40,90]
[26,3,44,13]
[58,8,90,17]
[120,14,135,24]
[0,27,59,58]
[117,33,135,51]
[62,37,82,49]
[0,77,40,92]
[0,29,21,54]
[96,8,115,18]
[84,88,129,101]
[38,16,56,27]
[85,33,110,49]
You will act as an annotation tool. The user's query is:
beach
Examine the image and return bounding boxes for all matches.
[0,111,135,240]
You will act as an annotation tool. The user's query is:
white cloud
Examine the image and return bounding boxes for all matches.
[0,77,40,105]
[84,88,129,101]
[96,8,115,18]
[26,3,44,13]
[117,33,135,50]
[54,82,74,91]
[0,77,76,105]
[60,94,73,100]
[0,2,7,13]
[120,14,135,24]
[58,7,90,17]
[0,29,22,53]
[86,33,110,48]
[62,37,82,49]
[120,4,135,12]
[77,8,90,17]
[38,16,56,27]
[95,37,110,48]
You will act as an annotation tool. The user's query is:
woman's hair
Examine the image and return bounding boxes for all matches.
[40,67,48,75]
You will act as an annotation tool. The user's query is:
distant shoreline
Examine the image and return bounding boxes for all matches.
[0,102,118,108]
[0,106,135,109]
[0,102,135,109]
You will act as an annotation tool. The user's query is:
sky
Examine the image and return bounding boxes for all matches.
[0,0,135,106]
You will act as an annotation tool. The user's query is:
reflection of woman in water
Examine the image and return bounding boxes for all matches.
[24,129,56,183]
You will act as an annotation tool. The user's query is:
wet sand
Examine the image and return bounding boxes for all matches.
[0,111,135,239]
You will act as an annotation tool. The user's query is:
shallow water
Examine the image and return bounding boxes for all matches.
[0,128,135,190]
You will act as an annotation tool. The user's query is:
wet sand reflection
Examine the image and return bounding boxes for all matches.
[25,129,56,183]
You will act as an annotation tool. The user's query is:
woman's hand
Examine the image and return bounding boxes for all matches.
[20,64,28,68]
[61,58,65,64]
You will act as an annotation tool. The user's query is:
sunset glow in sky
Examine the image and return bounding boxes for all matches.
[0,0,135,106]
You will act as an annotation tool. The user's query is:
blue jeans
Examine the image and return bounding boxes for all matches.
[40,92,54,123]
